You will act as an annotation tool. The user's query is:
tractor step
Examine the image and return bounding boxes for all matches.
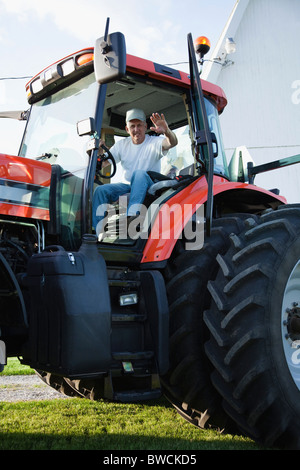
[112,351,154,361]
[108,269,169,384]
[112,313,147,322]
[104,371,161,402]
[114,388,162,402]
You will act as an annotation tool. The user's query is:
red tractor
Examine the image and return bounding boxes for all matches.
[1,20,300,449]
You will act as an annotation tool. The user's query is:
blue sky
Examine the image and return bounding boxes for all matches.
[0,0,237,153]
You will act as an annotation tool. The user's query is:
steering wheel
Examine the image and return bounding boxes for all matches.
[96,143,117,179]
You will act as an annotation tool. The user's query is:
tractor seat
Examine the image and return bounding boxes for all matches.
[147,179,181,196]
[146,170,194,197]
[111,170,194,207]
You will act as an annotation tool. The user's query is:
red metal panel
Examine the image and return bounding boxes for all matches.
[0,154,51,221]
[0,154,51,186]
[141,176,286,263]
[25,48,228,113]
[126,54,228,113]
[0,203,49,221]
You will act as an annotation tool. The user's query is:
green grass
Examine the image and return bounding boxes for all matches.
[0,399,263,451]
[0,358,268,451]
[0,356,35,375]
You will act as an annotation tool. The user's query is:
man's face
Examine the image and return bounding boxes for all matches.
[125,119,147,145]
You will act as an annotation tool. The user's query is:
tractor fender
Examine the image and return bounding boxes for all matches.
[141,175,286,264]
[0,153,51,220]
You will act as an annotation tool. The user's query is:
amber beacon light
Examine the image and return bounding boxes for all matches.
[194,36,211,59]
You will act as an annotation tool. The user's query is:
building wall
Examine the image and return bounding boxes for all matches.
[203,0,300,203]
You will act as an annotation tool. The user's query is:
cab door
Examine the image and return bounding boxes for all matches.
[187,33,215,233]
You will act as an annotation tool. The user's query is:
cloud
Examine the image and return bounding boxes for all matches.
[0,0,186,65]
[0,0,236,76]
[0,0,165,40]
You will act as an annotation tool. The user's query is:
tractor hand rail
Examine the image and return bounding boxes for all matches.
[248,153,300,184]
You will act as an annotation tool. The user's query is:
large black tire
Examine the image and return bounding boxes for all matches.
[204,205,300,449]
[35,370,83,398]
[161,215,256,430]
[64,376,105,400]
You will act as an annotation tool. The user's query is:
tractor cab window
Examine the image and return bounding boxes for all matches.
[204,98,228,177]
[19,73,98,249]
[160,124,194,177]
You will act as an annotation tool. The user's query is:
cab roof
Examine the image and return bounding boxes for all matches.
[26,47,227,113]
[126,54,227,113]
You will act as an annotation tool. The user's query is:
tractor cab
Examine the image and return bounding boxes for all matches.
[17,31,229,252]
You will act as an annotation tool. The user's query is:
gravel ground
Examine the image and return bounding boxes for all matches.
[0,375,72,402]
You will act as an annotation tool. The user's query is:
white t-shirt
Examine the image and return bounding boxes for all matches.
[110,134,167,183]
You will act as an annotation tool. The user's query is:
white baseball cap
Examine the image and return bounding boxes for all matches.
[126,108,146,123]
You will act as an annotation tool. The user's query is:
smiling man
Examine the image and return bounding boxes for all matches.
[92,108,177,236]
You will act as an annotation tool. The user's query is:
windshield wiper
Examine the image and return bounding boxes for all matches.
[36,152,59,161]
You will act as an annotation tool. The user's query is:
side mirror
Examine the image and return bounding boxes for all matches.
[94,31,126,84]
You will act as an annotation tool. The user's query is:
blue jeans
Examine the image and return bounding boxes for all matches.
[92,169,153,232]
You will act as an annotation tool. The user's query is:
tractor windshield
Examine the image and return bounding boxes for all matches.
[19,72,98,248]
[19,73,97,174]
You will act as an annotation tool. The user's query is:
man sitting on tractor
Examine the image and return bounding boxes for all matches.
[92,108,178,236]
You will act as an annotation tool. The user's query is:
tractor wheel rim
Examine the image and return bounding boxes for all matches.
[282,260,300,391]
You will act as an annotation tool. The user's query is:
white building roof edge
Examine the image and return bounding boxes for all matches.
[202,0,249,82]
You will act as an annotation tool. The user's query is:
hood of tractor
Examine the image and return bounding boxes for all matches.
[0,154,52,220]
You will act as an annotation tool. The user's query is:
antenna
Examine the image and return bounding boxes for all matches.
[104,17,110,42]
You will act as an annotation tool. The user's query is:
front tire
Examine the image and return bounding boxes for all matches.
[204,205,300,449]
[161,215,255,430]
[35,370,82,398]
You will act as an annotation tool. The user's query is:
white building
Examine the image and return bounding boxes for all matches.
[202,0,300,203]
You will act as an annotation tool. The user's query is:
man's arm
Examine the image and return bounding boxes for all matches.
[150,113,178,151]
